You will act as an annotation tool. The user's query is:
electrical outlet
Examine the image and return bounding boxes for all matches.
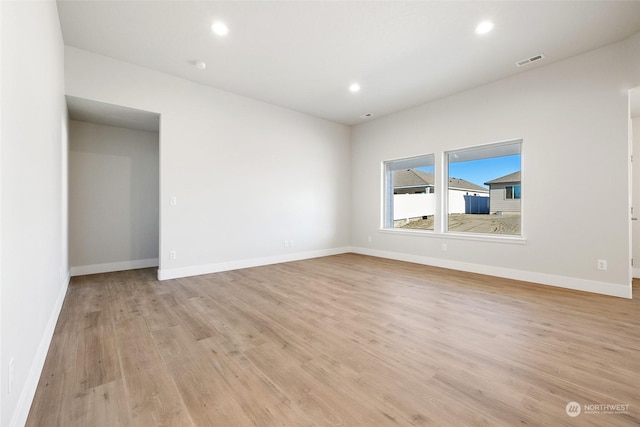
[169,196,177,206]
[169,250,177,260]
[367,236,372,243]
[441,244,448,252]
[8,357,15,394]
[284,240,289,248]
[597,259,607,271]
[290,240,295,247]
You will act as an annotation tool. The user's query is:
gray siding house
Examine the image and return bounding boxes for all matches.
[484,171,521,214]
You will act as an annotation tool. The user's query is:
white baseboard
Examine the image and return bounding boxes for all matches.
[158,247,351,281]
[11,272,70,427]
[70,258,159,276]
[352,247,632,299]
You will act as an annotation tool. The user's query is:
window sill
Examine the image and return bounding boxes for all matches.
[379,228,527,244]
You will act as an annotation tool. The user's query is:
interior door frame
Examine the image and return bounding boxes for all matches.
[629,87,640,291]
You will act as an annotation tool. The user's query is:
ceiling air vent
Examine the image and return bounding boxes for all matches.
[516,54,545,67]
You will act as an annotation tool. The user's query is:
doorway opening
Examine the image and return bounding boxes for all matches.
[66,96,160,276]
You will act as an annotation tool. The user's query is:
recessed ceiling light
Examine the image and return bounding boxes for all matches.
[475,20,494,35]
[211,21,229,36]
[349,83,361,93]
[195,60,207,70]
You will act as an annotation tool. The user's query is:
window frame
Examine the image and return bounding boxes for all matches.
[444,139,522,237]
[505,185,522,200]
[506,186,514,200]
[382,153,436,230]
[381,139,525,243]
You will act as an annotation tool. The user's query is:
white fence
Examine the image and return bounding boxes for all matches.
[393,193,436,220]
[393,191,489,220]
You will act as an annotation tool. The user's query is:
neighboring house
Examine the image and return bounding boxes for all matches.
[484,171,521,214]
[392,169,489,222]
[392,169,435,194]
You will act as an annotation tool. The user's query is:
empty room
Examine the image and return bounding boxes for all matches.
[2,1,640,426]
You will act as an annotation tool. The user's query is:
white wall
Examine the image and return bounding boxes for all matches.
[1,1,68,426]
[351,34,640,298]
[69,120,159,275]
[64,46,352,280]
[629,32,640,77]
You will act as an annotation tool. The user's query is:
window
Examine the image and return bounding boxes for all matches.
[383,154,435,230]
[514,185,521,199]
[446,140,521,236]
[506,185,521,199]
[382,140,522,238]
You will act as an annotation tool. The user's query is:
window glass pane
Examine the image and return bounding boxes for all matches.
[384,154,435,230]
[446,141,521,236]
[506,186,513,199]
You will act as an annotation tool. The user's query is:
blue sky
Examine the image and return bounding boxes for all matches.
[450,155,521,188]
[417,154,521,189]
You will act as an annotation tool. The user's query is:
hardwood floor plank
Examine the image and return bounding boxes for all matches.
[244,342,364,426]
[187,295,268,351]
[151,325,256,426]
[27,254,640,426]
[77,312,120,390]
[139,293,183,332]
[65,379,133,427]
[113,316,194,426]
[199,335,319,427]
[25,329,81,427]
[170,296,220,341]
[298,353,443,426]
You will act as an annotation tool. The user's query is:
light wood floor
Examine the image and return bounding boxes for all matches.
[27,254,640,426]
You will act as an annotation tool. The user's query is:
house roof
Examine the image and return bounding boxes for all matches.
[393,169,488,193]
[448,177,488,193]
[393,169,434,188]
[484,171,521,185]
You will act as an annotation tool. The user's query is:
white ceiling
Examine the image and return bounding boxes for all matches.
[57,1,640,126]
